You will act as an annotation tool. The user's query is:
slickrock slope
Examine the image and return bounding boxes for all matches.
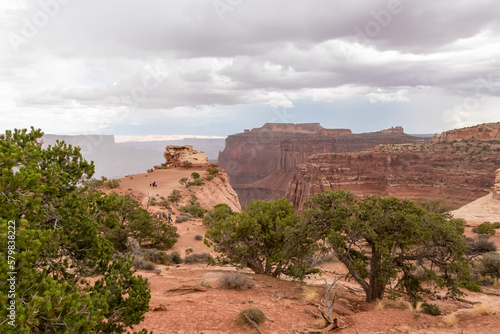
[433,122,500,142]
[286,140,500,210]
[494,168,500,200]
[218,123,429,207]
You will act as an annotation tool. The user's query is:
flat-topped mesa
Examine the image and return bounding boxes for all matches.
[249,122,325,134]
[433,122,500,143]
[380,126,405,135]
[494,168,500,200]
[160,145,209,168]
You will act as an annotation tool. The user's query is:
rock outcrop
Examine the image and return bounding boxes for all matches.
[218,123,429,207]
[494,168,500,200]
[162,145,209,168]
[433,122,500,143]
[286,140,500,211]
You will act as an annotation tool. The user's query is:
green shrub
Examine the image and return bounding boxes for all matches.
[194,234,203,241]
[143,249,170,265]
[218,272,254,290]
[207,167,220,175]
[175,215,189,223]
[476,222,496,235]
[168,252,183,264]
[203,203,235,226]
[191,172,200,179]
[180,203,206,218]
[103,178,120,189]
[206,175,214,181]
[187,179,204,187]
[466,235,497,256]
[422,303,441,316]
[133,255,157,271]
[181,160,192,168]
[168,189,182,203]
[492,222,500,229]
[236,308,265,326]
[184,253,214,264]
[147,168,154,173]
[179,177,188,186]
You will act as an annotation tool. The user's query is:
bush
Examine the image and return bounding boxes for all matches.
[143,249,170,265]
[180,203,206,218]
[158,199,170,210]
[191,172,200,179]
[476,253,500,279]
[207,167,220,175]
[422,303,441,316]
[175,215,189,223]
[181,160,192,168]
[103,178,120,189]
[133,255,157,271]
[147,168,154,173]
[236,308,265,326]
[476,222,496,235]
[206,175,214,181]
[492,222,500,228]
[168,252,183,264]
[184,253,214,264]
[187,179,205,187]
[168,189,182,203]
[194,234,203,241]
[467,235,497,256]
[218,272,255,290]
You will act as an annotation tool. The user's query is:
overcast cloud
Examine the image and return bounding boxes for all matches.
[0,0,499,136]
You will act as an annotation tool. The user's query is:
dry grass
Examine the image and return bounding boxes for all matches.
[283,299,292,309]
[444,314,458,327]
[303,287,319,303]
[472,303,489,316]
[309,317,328,329]
[197,279,211,288]
[406,301,424,313]
[375,299,385,311]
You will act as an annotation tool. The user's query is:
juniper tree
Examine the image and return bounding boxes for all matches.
[0,128,152,333]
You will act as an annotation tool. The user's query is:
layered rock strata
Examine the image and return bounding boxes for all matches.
[161,145,209,168]
[218,123,429,207]
[433,122,500,143]
[286,142,500,210]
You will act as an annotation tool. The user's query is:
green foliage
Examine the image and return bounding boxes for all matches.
[476,222,496,235]
[236,308,265,326]
[421,303,441,316]
[492,222,500,229]
[194,234,203,241]
[466,235,497,257]
[168,252,183,264]
[187,179,204,187]
[191,172,200,179]
[207,167,219,175]
[203,203,235,226]
[181,160,192,168]
[179,177,188,186]
[302,190,474,303]
[168,189,182,203]
[205,198,316,278]
[0,128,151,333]
[179,203,206,218]
[98,193,177,251]
[190,194,198,205]
[206,175,214,181]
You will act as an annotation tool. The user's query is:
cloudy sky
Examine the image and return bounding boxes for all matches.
[1,0,499,139]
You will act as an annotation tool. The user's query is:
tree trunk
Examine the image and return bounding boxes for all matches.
[367,248,385,303]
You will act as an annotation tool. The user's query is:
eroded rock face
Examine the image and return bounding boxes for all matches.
[162,145,209,167]
[494,168,500,200]
[433,122,500,142]
[218,123,429,207]
[285,143,500,211]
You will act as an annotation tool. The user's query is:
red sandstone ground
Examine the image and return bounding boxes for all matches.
[104,168,500,334]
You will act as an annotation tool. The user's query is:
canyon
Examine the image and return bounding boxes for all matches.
[218,123,429,207]
[285,125,500,210]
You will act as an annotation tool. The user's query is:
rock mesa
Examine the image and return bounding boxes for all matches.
[161,145,209,168]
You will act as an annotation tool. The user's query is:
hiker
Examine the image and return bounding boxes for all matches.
[149,181,152,187]
[168,211,172,222]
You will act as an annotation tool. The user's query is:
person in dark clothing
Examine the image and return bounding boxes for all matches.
[168,211,172,222]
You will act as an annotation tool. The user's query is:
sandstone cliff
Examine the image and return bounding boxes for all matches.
[433,122,500,143]
[218,123,429,207]
[161,145,209,168]
[286,140,500,210]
